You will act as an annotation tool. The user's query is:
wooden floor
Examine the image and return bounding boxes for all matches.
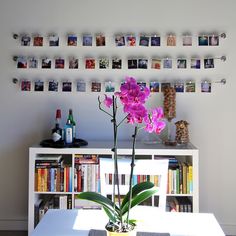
[0,231,27,236]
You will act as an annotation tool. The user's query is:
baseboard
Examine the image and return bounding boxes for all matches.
[221,223,236,235]
[0,219,27,231]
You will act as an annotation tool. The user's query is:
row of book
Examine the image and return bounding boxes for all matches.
[166,196,192,212]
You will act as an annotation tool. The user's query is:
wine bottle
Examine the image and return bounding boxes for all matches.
[52,109,63,142]
[64,118,73,144]
[68,109,76,140]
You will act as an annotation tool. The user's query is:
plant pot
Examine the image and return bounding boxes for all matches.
[106,230,136,236]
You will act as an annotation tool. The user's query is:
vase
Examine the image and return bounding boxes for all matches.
[106,230,136,236]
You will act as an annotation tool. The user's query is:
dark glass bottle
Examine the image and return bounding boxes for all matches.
[52,109,63,142]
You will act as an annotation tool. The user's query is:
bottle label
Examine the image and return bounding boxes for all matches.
[52,132,61,142]
[65,128,73,144]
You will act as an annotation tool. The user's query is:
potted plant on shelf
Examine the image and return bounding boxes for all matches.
[78,76,166,235]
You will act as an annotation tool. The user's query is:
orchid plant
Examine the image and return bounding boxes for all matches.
[78,76,166,233]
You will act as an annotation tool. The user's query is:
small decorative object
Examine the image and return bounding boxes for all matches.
[78,76,166,235]
[175,120,189,144]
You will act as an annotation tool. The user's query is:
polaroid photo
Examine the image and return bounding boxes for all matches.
[150,81,160,92]
[174,82,184,93]
[69,58,79,69]
[177,59,187,69]
[115,35,125,46]
[96,35,106,46]
[49,35,59,46]
[21,80,31,91]
[99,58,109,69]
[183,35,192,46]
[62,81,72,92]
[163,59,172,69]
[48,80,58,92]
[209,35,219,46]
[91,82,101,92]
[77,80,86,92]
[21,35,31,46]
[139,36,149,46]
[28,57,38,69]
[55,58,65,69]
[17,56,27,68]
[151,59,161,69]
[34,80,44,92]
[151,36,161,46]
[137,82,147,91]
[67,34,77,46]
[167,35,176,46]
[105,81,115,92]
[85,58,95,69]
[204,58,214,69]
[198,35,208,46]
[185,81,196,93]
[128,59,138,69]
[126,36,136,46]
[191,59,201,69]
[83,35,93,46]
[201,81,211,93]
[42,58,52,69]
[112,58,122,69]
[161,82,171,92]
[138,59,148,69]
[33,36,43,46]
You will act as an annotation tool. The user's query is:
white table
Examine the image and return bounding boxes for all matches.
[31,207,225,236]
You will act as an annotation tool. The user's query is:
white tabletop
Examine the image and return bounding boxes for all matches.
[31,207,225,236]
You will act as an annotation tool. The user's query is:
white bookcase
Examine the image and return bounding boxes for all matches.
[28,141,199,235]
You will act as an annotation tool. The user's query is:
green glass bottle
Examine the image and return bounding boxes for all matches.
[68,109,76,140]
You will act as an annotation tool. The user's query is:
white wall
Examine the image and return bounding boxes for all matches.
[0,0,235,234]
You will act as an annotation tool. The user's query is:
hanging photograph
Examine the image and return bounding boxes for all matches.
[191,59,201,69]
[83,35,93,46]
[182,35,192,46]
[69,57,79,69]
[161,82,171,92]
[62,81,72,92]
[151,59,161,69]
[209,35,219,46]
[91,82,101,92]
[105,81,115,92]
[126,35,136,46]
[55,58,65,69]
[198,35,208,46]
[85,58,95,69]
[28,57,38,69]
[174,82,184,93]
[48,80,58,92]
[138,59,148,69]
[150,81,160,92]
[42,58,52,69]
[137,82,147,91]
[163,59,172,69]
[49,35,59,46]
[151,36,161,46]
[112,58,122,69]
[33,36,43,46]
[21,80,31,91]
[115,35,125,46]
[77,80,86,92]
[128,59,137,69]
[139,36,149,46]
[167,35,176,46]
[96,35,106,46]
[99,58,109,69]
[177,59,187,69]
[34,80,44,92]
[67,34,77,46]
[185,81,196,92]
[204,58,214,69]
[21,35,31,46]
[17,56,27,68]
[201,81,211,93]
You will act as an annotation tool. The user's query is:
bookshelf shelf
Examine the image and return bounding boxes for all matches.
[28,141,199,236]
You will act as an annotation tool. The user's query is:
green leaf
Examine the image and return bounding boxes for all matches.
[121,188,158,215]
[121,182,155,209]
[103,206,119,223]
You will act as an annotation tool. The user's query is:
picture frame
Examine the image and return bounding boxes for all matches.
[185,81,196,93]
[55,58,65,69]
[96,35,106,46]
[48,80,58,92]
[34,80,44,92]
[28,57,38,69]
[99,58,109,69]
[77,80,86,92]
[62,81,72,92]
[91,82,101,92]
[126,35,136,46]
[150,81,160,92]
[191,59,201,69]
[167,35,176,46]
[85,58,95,69]
[163,59,172,69]
[201,81,211,93]
[105,81,115,92]
[67,34,77,46]
[17,56,27,69]
[69,58,79,69]
[33,36,43,46]
[112,58,122,69]
[151,59,161,69]
[83,35,93,46]
[150,36,161,46]
[139,36,149,46]
[128,59,137,69]
[198,35,208,46]
[138,59,148,69]
[177,59,187,69]
[41,58,52,69]
[115,35,125,46]
[21,35,31,46]
[204,58,214,69]
[21,80,31,91]
[49,35,59,46]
